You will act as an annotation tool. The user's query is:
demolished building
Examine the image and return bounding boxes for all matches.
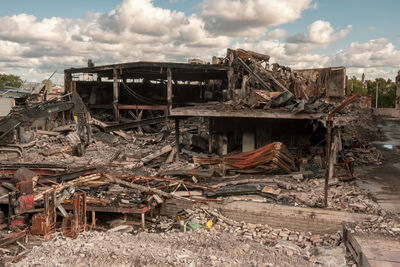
[2,48,382,265]
[64,48,358,186]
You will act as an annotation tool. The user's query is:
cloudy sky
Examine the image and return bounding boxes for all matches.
[1,0,400,84]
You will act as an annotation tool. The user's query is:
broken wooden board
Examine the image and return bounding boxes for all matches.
[142,145,172,163]
[35,130,60,136]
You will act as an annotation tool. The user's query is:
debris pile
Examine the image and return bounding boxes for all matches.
[346,214,400,239]
[12,229,312,267]
[226,48,347,113]
[8,207,349,267]
[151,208,343,249]
[341,110,384,165]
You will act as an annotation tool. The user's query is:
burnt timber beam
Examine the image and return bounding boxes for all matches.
[118,105,168,111]
[64,71,72,93]
[104,116,165,132]
[167,68,172,114]
[236,57,273,92]
[113,68,120,121]
[175,119,180,160]
[38,168,97,184]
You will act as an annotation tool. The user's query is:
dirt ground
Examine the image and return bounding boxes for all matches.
[12,229,313,267]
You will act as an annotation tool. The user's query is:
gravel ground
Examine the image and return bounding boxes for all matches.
[12,229,313,267]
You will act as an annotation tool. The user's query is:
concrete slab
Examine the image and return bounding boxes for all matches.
[345,230,400,267]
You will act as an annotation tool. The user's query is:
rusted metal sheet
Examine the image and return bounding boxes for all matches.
[18,195,34,213]
[0,230,27,248]
[61,192,87,238]
[194,142,294,174]
[16,181,33,195]
[30,190,56,236]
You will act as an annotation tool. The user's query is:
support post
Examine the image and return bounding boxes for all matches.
[227,67,234,100]
[64,72,72,93]
[175,119,180,160]
[396,70,400,110]
[141,212,145,230]
[167,68,172,114]
[324,120,332,207]
[375,82,378,109]
[113,68,120,121]
[91,211,96,228]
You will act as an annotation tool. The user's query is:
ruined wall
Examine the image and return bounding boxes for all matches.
[295,67,347,98]
[162,200,372,234]
[372,108,400,118]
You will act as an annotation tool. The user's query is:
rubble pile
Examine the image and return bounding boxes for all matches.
[341,109,383,165]
[150,208,343,250]
[200,175,381,214]
[223,48,346,113]
[12,230,313,267]
[346,214,400,239]
[21,129,174,172]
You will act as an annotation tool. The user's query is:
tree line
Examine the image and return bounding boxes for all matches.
[0,73,23,88]
[348,76,396,108]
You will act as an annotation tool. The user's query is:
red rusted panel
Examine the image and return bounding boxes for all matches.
[30,214,50,236]
[16,180,33,194]
[18,195,34,213]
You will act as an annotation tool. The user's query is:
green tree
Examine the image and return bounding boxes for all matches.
[0,73,23,88]
[366,78,396,108]
[348,76,367,95]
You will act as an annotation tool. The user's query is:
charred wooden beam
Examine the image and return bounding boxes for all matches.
[113,68,120,121]
[104,116,165,132]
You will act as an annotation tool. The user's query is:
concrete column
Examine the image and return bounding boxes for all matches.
[242,131,255,152]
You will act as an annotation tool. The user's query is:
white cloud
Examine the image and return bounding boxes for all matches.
[0,0,398,82]
[369,26,377,32]
[200,0,313,38]
[0,0,235,82]
[268,29,290,39]
[330,38,400,68]
[329,38,400,79]
[232,38,329,70]
[286,20,352,45]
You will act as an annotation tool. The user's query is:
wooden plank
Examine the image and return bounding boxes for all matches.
[36,130,60,136]
[142,145,172,163]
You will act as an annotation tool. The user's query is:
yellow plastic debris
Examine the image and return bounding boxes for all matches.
[205,219,213,229]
